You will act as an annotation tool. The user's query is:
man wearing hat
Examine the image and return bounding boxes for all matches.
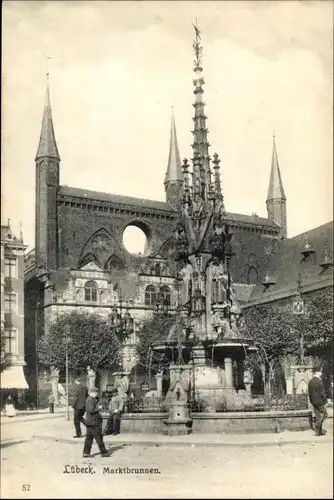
[83,387,109,458]
[308,368,328,436]
[72,377,88,438]
[104,387,124,436]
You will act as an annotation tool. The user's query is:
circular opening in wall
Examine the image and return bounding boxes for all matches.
[122,223,152,256]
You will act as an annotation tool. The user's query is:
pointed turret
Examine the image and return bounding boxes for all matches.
[164,112,183,206]
[266,136,287,238]
[35,77,60,161]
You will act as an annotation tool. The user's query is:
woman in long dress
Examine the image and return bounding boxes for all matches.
[5,394,16,417]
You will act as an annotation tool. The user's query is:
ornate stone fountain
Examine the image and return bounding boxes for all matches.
[152,22,256,414]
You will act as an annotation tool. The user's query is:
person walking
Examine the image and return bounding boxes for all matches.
[72,378,88,438]
[104,387,124,436]
[83,387,109,458]
[5,394,16,417]
[308,368,328,436]
[48,393,55,413]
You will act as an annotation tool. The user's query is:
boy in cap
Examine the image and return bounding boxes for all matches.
[83,387,109,457]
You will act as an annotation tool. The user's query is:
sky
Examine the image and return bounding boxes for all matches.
[2,0,333,253]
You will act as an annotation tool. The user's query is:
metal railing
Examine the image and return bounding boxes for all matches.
[100,393,309,414]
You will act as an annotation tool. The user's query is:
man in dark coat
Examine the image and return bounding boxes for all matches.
[72,378,88,438]
[83,387,109,458]
[308,369,328,436]
[48,393,55,413]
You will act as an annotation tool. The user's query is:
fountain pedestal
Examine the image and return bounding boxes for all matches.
[163,400,193,436]
[190,349,240,411]
[163,367,193,436]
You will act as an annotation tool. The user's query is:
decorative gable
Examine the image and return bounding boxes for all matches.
[79,261,103,272]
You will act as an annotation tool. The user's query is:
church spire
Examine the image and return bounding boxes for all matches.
[266,135,287,238]
[165,110,182,184]
[164,110,183,205]
[266,135,286,201]
[35,74,60,161]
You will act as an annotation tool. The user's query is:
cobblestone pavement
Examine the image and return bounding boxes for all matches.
[1,418,333,499]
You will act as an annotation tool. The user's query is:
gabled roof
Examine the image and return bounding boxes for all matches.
[59,185,280,230]
[224,212,279,229]
[59,186,176,212]
[248,221,333,303]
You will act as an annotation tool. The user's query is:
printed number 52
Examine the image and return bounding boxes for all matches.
[22,485,31,491]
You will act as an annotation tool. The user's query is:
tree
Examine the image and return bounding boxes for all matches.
[244,286,333,395]
[0,329,7,373]
[136,315,176,376]
[37,310,123,374]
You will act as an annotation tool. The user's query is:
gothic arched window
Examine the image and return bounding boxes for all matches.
[145,285,157,306]
[85,281,98,302]
[159,286,171,306]
[247,267,258,285]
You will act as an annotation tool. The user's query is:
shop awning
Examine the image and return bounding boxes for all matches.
[1,365,29,390]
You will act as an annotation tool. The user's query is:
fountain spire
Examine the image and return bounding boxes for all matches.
[191,19,211,203]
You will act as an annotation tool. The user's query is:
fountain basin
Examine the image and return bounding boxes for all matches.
[102,409,312,434]
[162,418,193,436]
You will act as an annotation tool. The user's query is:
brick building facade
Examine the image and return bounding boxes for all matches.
[24,26,297,402]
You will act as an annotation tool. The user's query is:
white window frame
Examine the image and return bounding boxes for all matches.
[4,257,17,278]
[4,328,18,355]
[4,292,18,314]
[84,280,98,303]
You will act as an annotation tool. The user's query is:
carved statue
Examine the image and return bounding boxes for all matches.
[100,291,110,305]
[179,263,193,306]
[212,312,230,338]
[210,258,228,305]
[230,316,241,339]
[87,366,95,376]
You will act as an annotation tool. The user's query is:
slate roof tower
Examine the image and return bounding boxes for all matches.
[35,75,60,268]
[266,135,287,238]
[164,110,183,206]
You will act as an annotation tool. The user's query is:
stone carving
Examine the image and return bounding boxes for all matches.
[139,259,171,277]
[79,254,101,270]
[100,291,110,304]
[62,282,73,302]
[76,289,83,303]
[230,316,241,339]
[212,310,229,332]
[179,262,193,306]
[210,258,228,305]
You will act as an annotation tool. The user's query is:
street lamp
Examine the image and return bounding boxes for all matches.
[262,271,277,291]
[64,325,71,421]
[292,272,307,364]
[109,298,134,339]
[34,297,40,410]
[154,292,169,316]
[292,236,317,364]
[319,248,333,272]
